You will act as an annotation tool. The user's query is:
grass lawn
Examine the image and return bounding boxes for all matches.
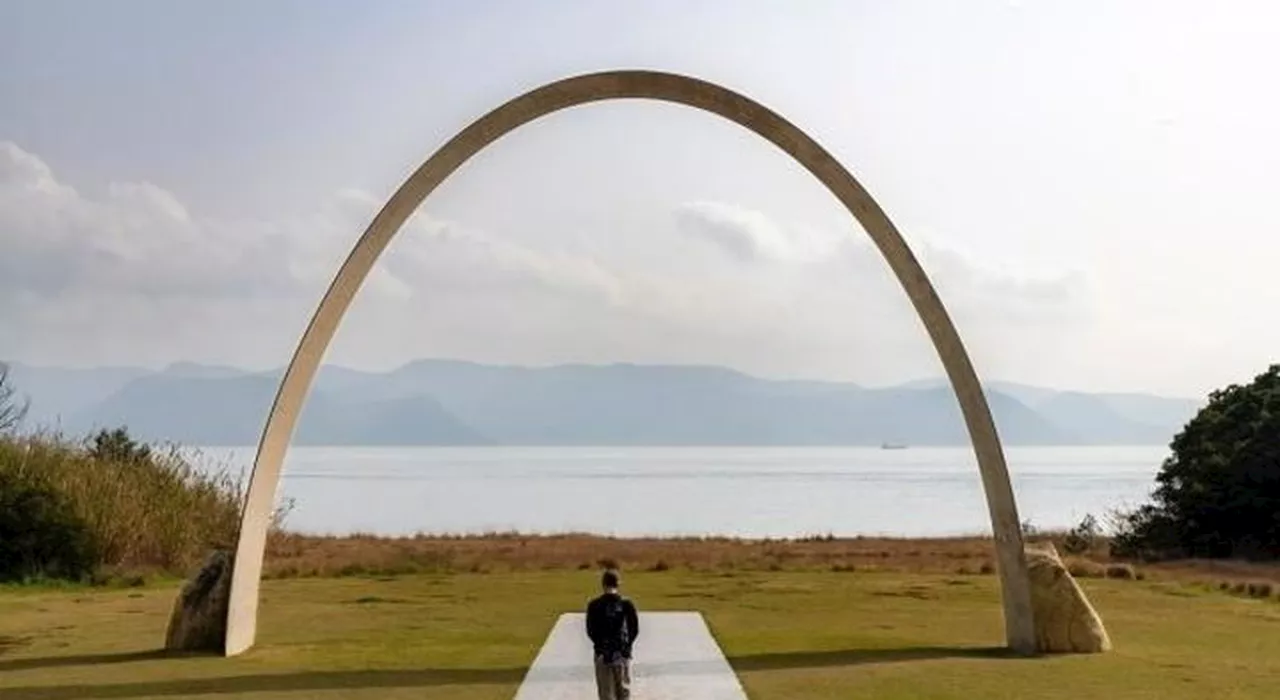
[1,570,1278,699]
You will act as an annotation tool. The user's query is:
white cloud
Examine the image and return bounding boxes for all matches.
[0,141,645,368]
[670,198,1091,326]
[913,240,1093,326]
[673,200,844,264]
[660,199,1098,386]
[0,141,622,307]
[0,142,307,300]
[390,215,627,304]
[0,141,1094,389]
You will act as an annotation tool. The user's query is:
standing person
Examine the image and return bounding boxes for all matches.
[585,568,639,700]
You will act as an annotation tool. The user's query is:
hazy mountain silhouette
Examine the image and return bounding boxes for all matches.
[893,376,1200,444]
[4,359,1201,446]
[64,370,487,446]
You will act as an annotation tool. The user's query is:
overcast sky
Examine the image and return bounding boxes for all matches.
[2,0,1278,398]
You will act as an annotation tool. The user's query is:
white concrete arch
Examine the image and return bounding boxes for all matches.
[224,70,1036,656]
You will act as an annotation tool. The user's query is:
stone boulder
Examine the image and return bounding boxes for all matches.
[1024,542,1112,653]
[165,549,233,653]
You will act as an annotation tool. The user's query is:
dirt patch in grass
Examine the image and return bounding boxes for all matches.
[0,635,31,655]
[346,596,415,605]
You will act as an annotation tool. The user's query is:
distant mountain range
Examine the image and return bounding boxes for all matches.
[3,359,1203,447]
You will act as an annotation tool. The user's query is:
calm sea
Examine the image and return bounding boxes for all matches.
[191,446,1166,538]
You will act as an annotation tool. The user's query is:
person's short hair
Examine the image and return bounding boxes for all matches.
[601,569,620,589]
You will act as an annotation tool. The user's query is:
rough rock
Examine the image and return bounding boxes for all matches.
[1024,542,1112,653]
[164,549,232,653]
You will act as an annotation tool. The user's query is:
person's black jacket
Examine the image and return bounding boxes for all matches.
[585,591,639,659]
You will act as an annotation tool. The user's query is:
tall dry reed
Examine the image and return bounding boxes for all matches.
[0,429,269,580]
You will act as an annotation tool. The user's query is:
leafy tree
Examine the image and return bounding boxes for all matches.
[1113,364,1280,561]
[87,426,153,465]
[0,362,29,434]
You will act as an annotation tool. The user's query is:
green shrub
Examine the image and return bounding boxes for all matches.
[1066,559,1107,578]
[1104,563,1137,580]
[1246,582,1274,598]
[0,468,97,582]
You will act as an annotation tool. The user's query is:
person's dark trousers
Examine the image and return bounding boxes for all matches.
[593,655,631,700]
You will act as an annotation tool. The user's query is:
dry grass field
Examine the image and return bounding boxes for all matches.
[259,531,1280,593]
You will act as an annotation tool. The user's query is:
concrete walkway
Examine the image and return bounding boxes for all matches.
[513,612,748,700]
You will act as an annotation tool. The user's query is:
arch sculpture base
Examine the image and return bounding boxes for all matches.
[166,550,233,654]
[1025,543,1112,654]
